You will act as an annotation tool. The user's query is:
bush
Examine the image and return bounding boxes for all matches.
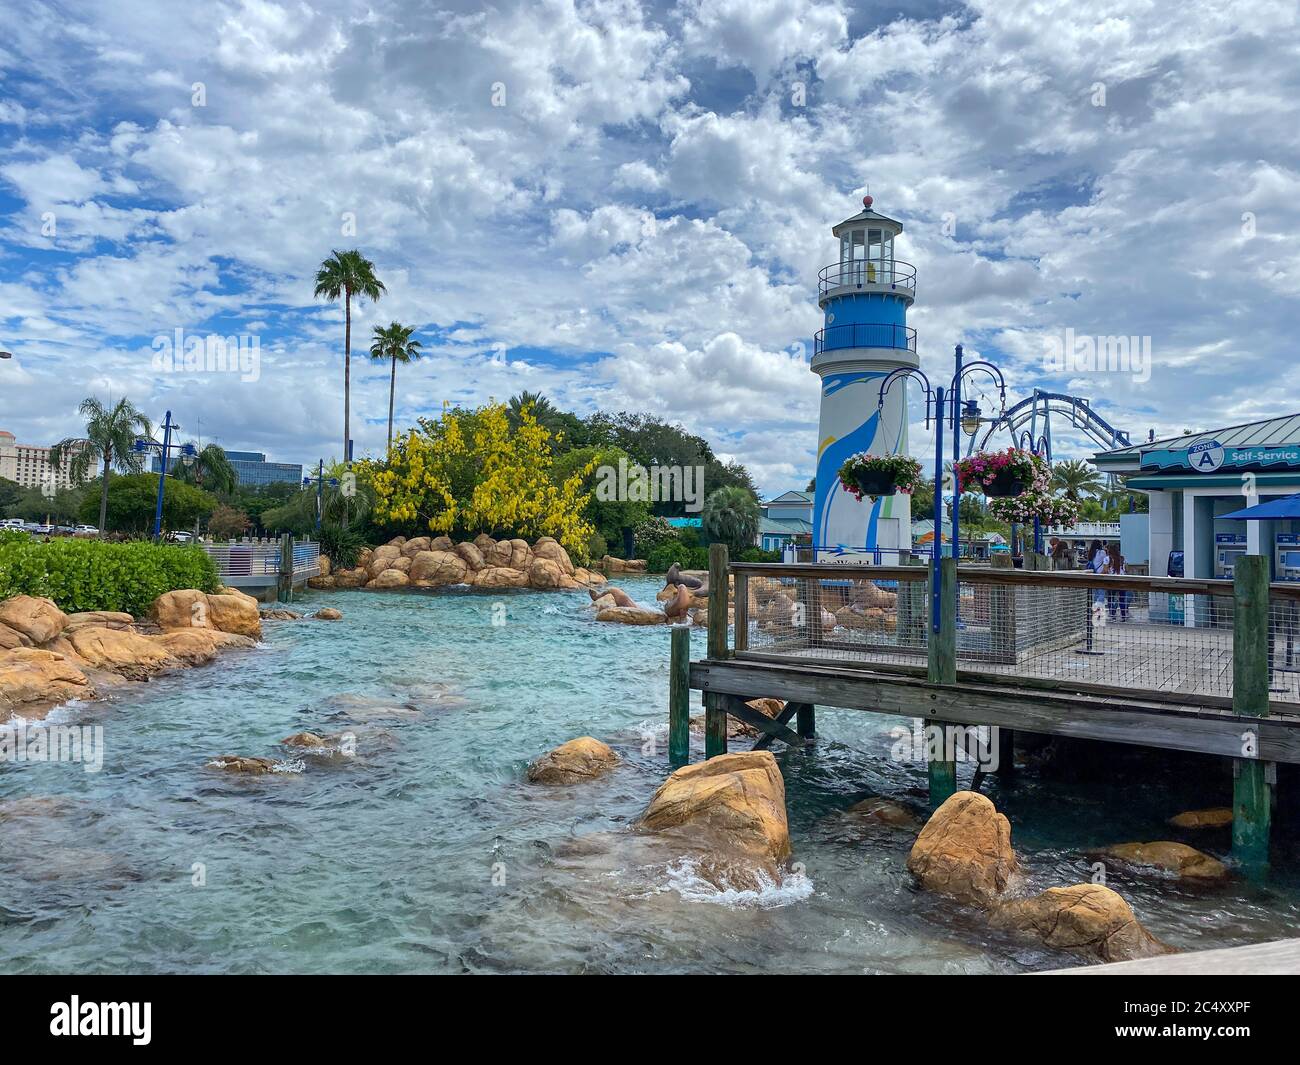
[318,523,368,570]
[734,547,781,563]
[586,530,608,563]
[632,516,677,557]
[0,538,219,615]
[646,538,710,574]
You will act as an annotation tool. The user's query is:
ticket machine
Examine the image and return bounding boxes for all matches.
[1276,533,1300,582]
[1215,532,1247,579]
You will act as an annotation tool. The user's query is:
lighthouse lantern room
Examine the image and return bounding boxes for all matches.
[811,195,918,560]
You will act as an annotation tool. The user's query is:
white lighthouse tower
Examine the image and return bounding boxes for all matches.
[811,196,917,559]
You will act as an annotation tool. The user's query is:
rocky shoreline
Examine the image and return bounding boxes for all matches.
[307,533,635,593]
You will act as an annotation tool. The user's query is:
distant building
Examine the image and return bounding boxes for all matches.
[0,430,89,491]
[151,449,302,487]
[759,491,815,551]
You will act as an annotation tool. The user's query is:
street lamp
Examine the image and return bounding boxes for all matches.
[133,412,197,540]
[878,345,1007,631]
[304,460,339,533]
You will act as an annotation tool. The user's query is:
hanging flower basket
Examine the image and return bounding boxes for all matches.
[837,452,924,501]
[987,491,1081,527]
[955,448,1046,499]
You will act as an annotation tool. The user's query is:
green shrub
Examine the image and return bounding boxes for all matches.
[645,538,710,574]
[586,529,608,563]
[318,523,367,570]
[734,547,781,563]
[0,538,219,616]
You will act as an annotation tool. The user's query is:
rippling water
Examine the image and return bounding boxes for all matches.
[2,579,1297,974]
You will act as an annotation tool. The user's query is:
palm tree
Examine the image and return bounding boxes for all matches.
[49,396,152,532]
[702,485,761,552]
[507,390,560,433]
[369,322,423,455]
[313,250,386,468]
[1052,458,1105,502]
[174,442,238,496]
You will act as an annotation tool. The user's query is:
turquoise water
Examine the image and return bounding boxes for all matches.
[2,579,1298,974]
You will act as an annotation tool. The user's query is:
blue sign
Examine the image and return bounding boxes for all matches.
[1141,442,1300,473]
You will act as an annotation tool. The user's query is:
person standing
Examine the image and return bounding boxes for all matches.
[1103,542,1130,620]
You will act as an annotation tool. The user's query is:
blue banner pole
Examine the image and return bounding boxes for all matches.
[152,410,172,541]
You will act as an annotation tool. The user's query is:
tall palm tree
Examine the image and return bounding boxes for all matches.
[702,485,761,552]
[49,396,152,532]
[507,390,562,434]
[174,442,238,496]
[1051,458,1105,502]
[313,250,385,468]
[368,322,423,455]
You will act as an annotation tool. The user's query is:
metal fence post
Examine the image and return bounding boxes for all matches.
[927,556,958,807]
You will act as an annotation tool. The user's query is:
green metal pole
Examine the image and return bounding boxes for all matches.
[927,556,958,806]
[669,625,690,768]
[704,542,730,759]
[1232,553,1271,871]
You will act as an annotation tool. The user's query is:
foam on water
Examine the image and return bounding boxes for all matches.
[662,857,816,909]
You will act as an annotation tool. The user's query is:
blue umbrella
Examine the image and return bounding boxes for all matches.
[1221,493,1300,520]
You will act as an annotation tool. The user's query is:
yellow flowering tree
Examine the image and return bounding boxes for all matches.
[366,402,596,556]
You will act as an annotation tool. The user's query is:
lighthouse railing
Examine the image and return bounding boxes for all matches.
[818,258,916,297]
[814,323,917,354]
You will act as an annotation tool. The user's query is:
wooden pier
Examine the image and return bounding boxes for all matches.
[669,546,1300,868]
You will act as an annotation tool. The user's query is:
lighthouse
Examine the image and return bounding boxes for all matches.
[811,196,917,560]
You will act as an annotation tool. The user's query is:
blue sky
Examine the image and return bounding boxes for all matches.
[1,0,1298,495]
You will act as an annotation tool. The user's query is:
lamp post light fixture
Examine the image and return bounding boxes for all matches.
[304,460,340,533]
[878,345,1007,631]
[133,412,198,540]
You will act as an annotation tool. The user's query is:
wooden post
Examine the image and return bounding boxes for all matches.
[797,702,816,739]
[704,543,730,759]
[669,625,690,768]
[926,556,957,806]
[277,532,293,603]
[734,570,749,653]
[1232,554,1271,871]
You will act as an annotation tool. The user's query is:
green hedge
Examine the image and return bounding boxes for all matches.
[0,538,220,616]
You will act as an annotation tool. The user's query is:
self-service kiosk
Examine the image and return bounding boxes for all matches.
[1276,533,1300,582]
[1215,532,1247,579]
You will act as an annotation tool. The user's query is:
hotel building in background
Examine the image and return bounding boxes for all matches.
[150,449,303,487]
[0,430,89,490]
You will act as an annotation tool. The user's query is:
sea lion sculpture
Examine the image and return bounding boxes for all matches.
[663,583,693,621]
[664,563,704,590]
[589,585,637,609]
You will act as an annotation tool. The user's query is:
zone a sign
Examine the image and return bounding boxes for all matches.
[1188,439,1225,472]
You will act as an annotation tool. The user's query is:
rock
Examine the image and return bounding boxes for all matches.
[308,576,337,589]
[484,539,513,567]
[0,648,94,722]
[602,556,647,573]
[0,596,68,645]
[473,533,497,555]
[0,624,26,650]
[843,797,924,830]
[509,538,532,569]
[333,568,367,588]
[526,737,619,784]
[690,697,785,739]
[314,608,343,620]
[596,606,666,625]
[472,566,530,589]
[400,536,431,557]
[356,547,374,569]
[260,608,302,621]
[318,554,332,577]
[282,731,328,748]
[991,884,1172,962]
[572,567,606,586]
[208,755,281,774]
[408,549,469,586]
[370,544,401,568]
[640,751,791,888]
[205,591,262,639]
[589,593,616,610]
[430,535,455,552]
[533,537,574,575]
[66,626,177,680]
[64,610,135,633]
[151,589,211,630]
[368,569,411,589]
[907,791,1017,907]
[455,542,486,570]
[388,535,407,547]
[149,628,255,665]
[529,557,565,590]
[1169,807,1233,830]
[1091,841,1229,880]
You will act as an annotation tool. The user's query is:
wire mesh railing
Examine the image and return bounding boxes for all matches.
[729,562,1300,710]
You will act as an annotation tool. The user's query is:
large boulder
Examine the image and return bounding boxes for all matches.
[526,737,619,784]
[0,596,68,645]
[0,648,93,722]
[307,575,337,589]
[596,606,666,625]
[1169,808,1233,830]
[401,536,431,558]
[370,544,401,569]
[529,558,565,590]
[484,539,514,568]
[408,550,469,587]
[991,884,1172,963]
[205,591,262,639]
[456,542,487,570]
[314,608,343,620]
[473,533,497,555]
[430,535,455,552]
[67,627,177,680]
[151,589,211,630]
[472,566,530,589]
[509,538,532,570]
[150,628,256,666]
[368,569,411,590]
[318,554,332,577]
[602,556,647,574]
[1091,841,1229,880]
[573,567,606,587]
[64,611,134,633]
[533,537,574,575]
[907,791,1017,907]
[208,755,281,775]
[640,751,791,889]
[334,568,367,588]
